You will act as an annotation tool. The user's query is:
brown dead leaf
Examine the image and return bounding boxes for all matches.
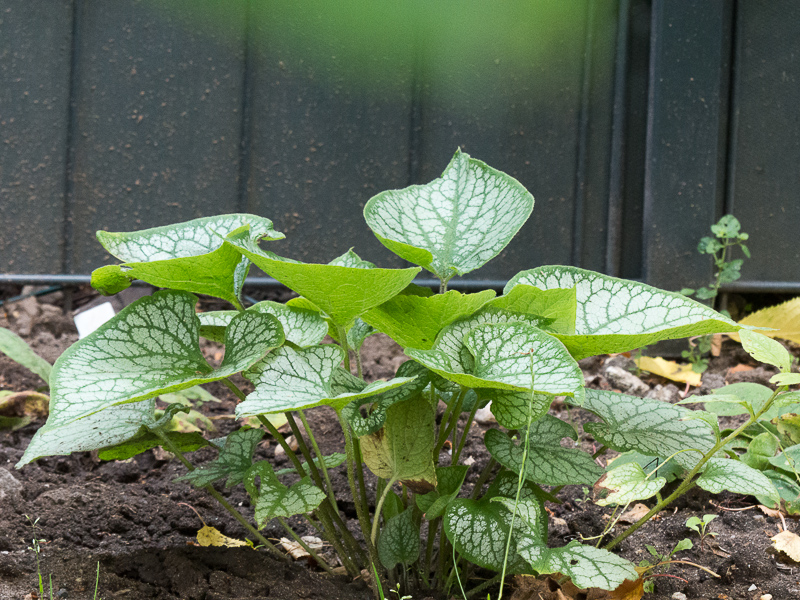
[0,390,49,418]
[619,503,651,524]
[196,525,248,548]
[760,504,785,519]
[279,536,324,560]
[510,575,643,600]
[771,530,800,562]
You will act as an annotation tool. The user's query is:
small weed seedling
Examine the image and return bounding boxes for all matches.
[15,151,791,598]
[681,215,751,373]
[685,514,718,550]
[638,538,718,593]
[25,515,53,600]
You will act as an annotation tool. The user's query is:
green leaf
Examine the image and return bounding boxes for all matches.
[177,428,264,488]
[274,452,347,477]
[199,301,328,347]
[340,361,431,437]
[378,507,420,569]
[768,443,800,475]
[479,389,554,430]
[740,329,792,373]
[360,395,437,494]
[95,215,283,306]
[0,327,52,384]
[245,462,326,526]
[364,149,534,283]
[609,452,685,483]
[328,248,377,269]
[741,432,780,470]
[159,385,220,407]
[239,345,415,416]
[485,415,604,486]
[407,318,583,398]
[772,373,800,387]
[41,291,282,426]
[226,231,419,329]
[362,288,496,350]
[760,469,800,513]
[704,383,773,417]
[696,457,780,505]
[489,285,577,335]
[91,265,133,295]
[98,431,209,461]
[711,215,741,238]
[582,389,716,469]
[416,465,469,520]
[505,266,741,359]
[17,400,157,467]
[594,463,666,506]
[775,414,800,446]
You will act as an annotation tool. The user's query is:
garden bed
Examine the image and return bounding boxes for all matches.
[1,287,798,600]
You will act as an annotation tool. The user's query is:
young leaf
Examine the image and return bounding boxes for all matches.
[0,327,52,384]
[484,415,604,486]
[702,382,773,417]
[177,428,264,488]
[95,215,283,306]
[488,285,577,335]
[245,462,326,526]
[407,320,583,399]
[363,149,534,283]
[328,248,377,269]
[739,329,792,373]
[582,389,716,469]
[273,452,347,477]
[340,361,431,437]
[493,497,638,590]
[362,288,496,350]
[696,458,780,505]
[360,395,437,494]
[40,291,283,427]
[478,389,554,430]
[238,345,415,416]
[415,465,469,520]
[505,266,741,359]
[740,432,780,470]
[594,463,666,507]
[378,507,420,569]
[226,232,420,329]
[772,373,800,387]
[17,399,156,467]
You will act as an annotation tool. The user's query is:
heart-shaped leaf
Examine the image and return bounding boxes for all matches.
[378,507,420,569]
[363,288,496,350]
[0,327,52,384]
[360,395,437,494]
[594,463,666,506]
[697,457,780,505]
[505,266,742,359]
[199,301,328,347]
[485,415,604,486]
[177,428,264,488]
[226,231,419,329]
[407,318,583,399]
[245,462,326,526]
[364,149,534,283]
[94,215,283,306]
[31,291,282,428]
[582,389,716,469]
[239,345,415,417]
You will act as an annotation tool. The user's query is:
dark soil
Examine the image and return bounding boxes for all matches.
[1,286,799,600]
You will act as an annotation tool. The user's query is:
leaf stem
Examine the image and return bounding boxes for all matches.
[434,388,466,462]
[469,458,497,500]
[337,326,353,374]
[605,385,787,551]
[277,516,335,575]
[355,349,364,380]
[452,399,479,465]
[298,409,339,512]
[371,476,399,545]
[151,428,286,560]
[465,573,502,599]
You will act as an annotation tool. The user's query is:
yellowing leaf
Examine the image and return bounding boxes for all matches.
[771,529,800,562]
[731,297,800,345]
[196,525,248,548]
[634,356,702,387]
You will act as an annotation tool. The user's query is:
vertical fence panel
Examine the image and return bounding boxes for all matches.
[0,0,73,274]
[642,0,733,292]
[726,0,800,285]
[69,0,248,272]
[243,4,414,267]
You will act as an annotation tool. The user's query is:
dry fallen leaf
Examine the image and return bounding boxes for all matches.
[196,525,248,548]
[771,530,800,562]
[279,536,324,560]
[634,356,702,387]
[619,503,651,524]
[510,575,643,600]
[0,390,50,418]
[730,297,800,345]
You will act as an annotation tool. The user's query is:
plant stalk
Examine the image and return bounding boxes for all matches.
[371,476,400,545]
[452,399,480,465]
[605,386,787,551]
[298,409,339,512]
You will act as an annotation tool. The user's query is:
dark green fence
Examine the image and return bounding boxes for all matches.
[1,0,798,293]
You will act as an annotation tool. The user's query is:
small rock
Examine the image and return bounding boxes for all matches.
[645,384,682,404]
[0,468,23,501]
[548,517,569,539]
[286,435,299,452]
[761,595,772,600]
[462,456,476,466]
[671,593,687,600]
[274,445,285,458]
[604,355,636,371]
[603,366,649,396]
[474,403,496,425]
